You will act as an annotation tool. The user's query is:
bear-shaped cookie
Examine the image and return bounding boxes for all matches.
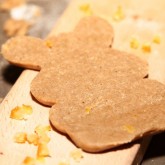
[2,17,165,152]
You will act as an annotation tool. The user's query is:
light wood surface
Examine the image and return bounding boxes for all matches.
[0,0,165,164]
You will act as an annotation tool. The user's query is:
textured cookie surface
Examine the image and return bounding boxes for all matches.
[2,17,165,152]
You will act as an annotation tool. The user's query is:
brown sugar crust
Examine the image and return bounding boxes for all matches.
[2,16,165,152]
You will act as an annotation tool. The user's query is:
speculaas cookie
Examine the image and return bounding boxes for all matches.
[2,16,165,152]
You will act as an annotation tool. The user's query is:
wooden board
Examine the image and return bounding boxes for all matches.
[0,0,165,164]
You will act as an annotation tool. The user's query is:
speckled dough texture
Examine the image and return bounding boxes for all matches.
[2,17,165,152]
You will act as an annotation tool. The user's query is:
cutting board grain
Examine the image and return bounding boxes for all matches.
[1,0,165,164]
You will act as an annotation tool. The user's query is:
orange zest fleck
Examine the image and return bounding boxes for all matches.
[79,4,93,16]
[123,125,135,133]
[35,125,51,136]
[130,38,139,49]
[22,104,33,114]
[15,124,51,163]
[45,40,53,48]
[153,35,161,44]
[36,156,45,163]
[142,43,151,53]
[112,5,125,22]
[14,132,27,143]
[22,156,36,165]
[70,148,83,162]
[10,104,33,120]
[27,133,39,146]
[37,143,50,157]
[22,156,45,165]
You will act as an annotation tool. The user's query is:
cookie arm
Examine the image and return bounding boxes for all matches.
[1,36,49,70]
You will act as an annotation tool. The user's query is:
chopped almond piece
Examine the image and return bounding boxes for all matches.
[10,104,33,120]
[142,43,151,53]
[70,148,83,162]
[130,38,139,49]
[14,132,27,143]
[27,133,39,146]
[153,35,161,44]
[79,4,93,16]
[35,125,51,136]
[112,5,125,22]
[37,143,50,157]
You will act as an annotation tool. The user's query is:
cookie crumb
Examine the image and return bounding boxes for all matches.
[45,40,53,48]
[27,133,39,146]
[35,125,51,136]
[85,107,92,114]
[38,133,50,144]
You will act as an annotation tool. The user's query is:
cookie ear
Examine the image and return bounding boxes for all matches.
[1,36,50,70]
[74,16,114,47]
